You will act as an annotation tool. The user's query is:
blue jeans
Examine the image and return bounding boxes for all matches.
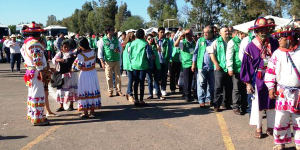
[197,69,214,104]
[4,47,10,63]
[126,71,134,96]
[10,53,21,71]
[133,70,147,101]
[147,66,161,97]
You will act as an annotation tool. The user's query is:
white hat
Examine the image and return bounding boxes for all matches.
[17,34,22,37]
[10,34,16,38]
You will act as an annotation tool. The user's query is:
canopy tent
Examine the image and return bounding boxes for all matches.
[144,27,158,35]
[233,15,291,33]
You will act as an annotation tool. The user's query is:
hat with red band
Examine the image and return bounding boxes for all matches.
[248,17,276,30]
[22,21,46,33]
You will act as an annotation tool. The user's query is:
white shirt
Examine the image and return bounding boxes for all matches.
[226,37,239,72]
[239,36,250,61]
[7,41,21,53]
[2,39,10,50]
[207,38,228,55]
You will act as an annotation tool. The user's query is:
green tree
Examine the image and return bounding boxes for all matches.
[46,15,58,27]
[147,0,178,27]
[8,25,16,34]
[288,0,300,18]
[101,0,118,30]
[120,16,144,31]
[115,2,131,31]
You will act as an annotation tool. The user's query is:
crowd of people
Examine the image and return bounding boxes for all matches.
[1,17,300,149]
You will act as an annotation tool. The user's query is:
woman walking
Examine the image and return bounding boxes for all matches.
[73,38,101,117]
[122,32,135,103]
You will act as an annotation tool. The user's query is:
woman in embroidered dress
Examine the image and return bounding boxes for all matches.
[265,25,300,150]
[52,41,78,111]
[21,22,49,126]
[73,38,101,117]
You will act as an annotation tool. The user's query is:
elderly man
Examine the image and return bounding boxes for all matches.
[208,26,232,112]
[174,29,196,102]
[226,29,248,115]
[240,17,279,138]
[7,34,22,72]
[98,27,124,97]
[192,25,215,107]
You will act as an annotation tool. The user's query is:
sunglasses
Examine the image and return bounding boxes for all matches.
[147,38,153,40]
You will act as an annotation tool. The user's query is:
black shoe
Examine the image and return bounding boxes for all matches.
[66,107,75,111]
[214,106,220,112]
[233,109,241,115]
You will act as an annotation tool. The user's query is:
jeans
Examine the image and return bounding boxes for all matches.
[10,53,21,71]
[126,71,134,96]
[0,48,4,62]
[197,69,214,104]
[4,47,10,62]
[160,63,168,91]
[213,70,233,107]
[147,66,161,97]
[169,61,181,91]
[132,70,147,101]
[183,67,194,99]
[232,73,247,111]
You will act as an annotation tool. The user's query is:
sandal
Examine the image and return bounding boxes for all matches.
[159,97,166,100]
[273,144,285,150]
[79,114,89,118]
[254,130,262,139]
[56,107,65,112]
[266,128,273,136]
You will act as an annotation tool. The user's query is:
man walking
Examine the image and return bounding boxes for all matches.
[98,27,124,97]
[7,34,22,72]
[208,26,232,112]
[192,25,215,107]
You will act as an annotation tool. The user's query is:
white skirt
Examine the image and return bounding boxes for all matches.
[77,70,101,111]
[56,72,78,103]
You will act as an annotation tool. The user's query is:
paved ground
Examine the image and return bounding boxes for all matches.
[0,63,297,150]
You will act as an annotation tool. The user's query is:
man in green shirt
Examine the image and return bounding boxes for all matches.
[174,29,196,102]
[226,29,247,115]
[98,27,124,97]
[208,26,233,112]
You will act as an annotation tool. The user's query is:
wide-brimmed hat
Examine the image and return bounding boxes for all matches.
[22,21,46,34]
[249,17,276,30]
[10,34,16,38]
[272,23,300,39]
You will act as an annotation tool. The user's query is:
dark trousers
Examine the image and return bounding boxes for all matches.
[232,73,247,111]
[133,70,147,101]
[247,94,253,114]
[126,71,134,96]
[120,52,123,74]
[10,53,21,71]
[213,70,233,107]
[183,67,194,99]
[45,51,56,61]
[160,63,168,91]
[0,48,4,62]
[147,66,161,97]
[4,47,10,62]
[169,61,181,91]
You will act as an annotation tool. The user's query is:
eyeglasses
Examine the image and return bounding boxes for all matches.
[147,38,153,40]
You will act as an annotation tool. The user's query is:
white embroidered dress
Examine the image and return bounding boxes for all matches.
[72,50,101,111]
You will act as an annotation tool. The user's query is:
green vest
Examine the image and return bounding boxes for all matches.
[151,45,161,70]
[215,36,229,72]
[130,39,148,70]
[102,36,120,62]
[156,37,170,63]
[123,42,132,71]
[196,37,207,69]
[180,39,196,68]
[232,36,242,73]
[46,40,54,51]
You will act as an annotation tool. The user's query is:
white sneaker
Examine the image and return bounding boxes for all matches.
[161,90,167,96]
[153,89,157,95]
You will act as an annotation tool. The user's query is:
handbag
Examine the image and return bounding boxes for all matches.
[51,53,64,88]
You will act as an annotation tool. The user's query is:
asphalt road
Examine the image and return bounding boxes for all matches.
[0,63,296,150]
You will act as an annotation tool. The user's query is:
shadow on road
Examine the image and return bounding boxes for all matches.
[48,101,214,126]
[0,135,27,140]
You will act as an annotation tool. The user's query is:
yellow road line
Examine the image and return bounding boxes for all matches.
[215,112,235,150]
[20,125,61,150]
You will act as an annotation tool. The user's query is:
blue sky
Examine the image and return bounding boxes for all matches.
[0,0,189,26]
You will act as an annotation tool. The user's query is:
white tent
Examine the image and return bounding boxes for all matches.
[233,15,291,33]
[144,27,158,35]
[125,29,137,34]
